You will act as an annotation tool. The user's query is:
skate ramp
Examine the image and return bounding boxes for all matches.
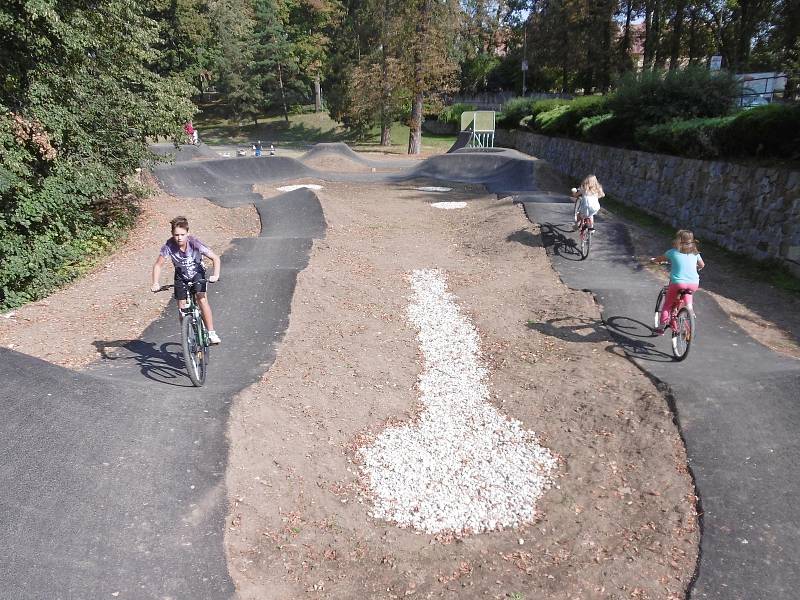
[300,142,417,169]
[446,131,472,153]
[407,148,566,196]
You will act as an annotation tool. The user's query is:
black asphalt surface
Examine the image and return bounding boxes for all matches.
[0,172,325,597]
[2,143,797,599]
[519,196,800,599]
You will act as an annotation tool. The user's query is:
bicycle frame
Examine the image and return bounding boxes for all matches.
[180,284,208,346]
[659,285,694,330]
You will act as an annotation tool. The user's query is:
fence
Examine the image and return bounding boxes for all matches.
[451,91,572,111]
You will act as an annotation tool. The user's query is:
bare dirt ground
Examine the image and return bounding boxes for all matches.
[0,172,260,368]
[226,175,699,599]
[0,160,709,599]
[602,211,800,359]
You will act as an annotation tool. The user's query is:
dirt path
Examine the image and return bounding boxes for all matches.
[1,167,698,599]
[0,174,260,368]
[225,178,698,599]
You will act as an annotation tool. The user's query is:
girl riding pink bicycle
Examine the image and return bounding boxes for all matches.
[651,229,705,336]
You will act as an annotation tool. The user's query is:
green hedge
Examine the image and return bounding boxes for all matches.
[635,117,733,158]
[498,97,567,129]
[608,67,738,130]
[717,103,800,159]
[634,104,800,160]
[533,95,608,136]
[577,113,631,144]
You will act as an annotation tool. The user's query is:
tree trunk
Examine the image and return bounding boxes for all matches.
[620,0,634,71]
[407,92,423,155]
[314,73,322,112]
[643,1,654,68]
[687,8,699,63]
[380,1,391,147]
[652,0,667,68]
[669,0,687,69]
[277,63,289,124]
[407,0,430,155]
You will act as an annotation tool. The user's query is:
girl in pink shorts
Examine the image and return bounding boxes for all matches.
[651,230,705,335]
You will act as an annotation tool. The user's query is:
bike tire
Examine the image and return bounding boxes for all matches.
[671,307,695,361]
[579,227,591,259]
[653,287,666,329]
[181,314,208,386]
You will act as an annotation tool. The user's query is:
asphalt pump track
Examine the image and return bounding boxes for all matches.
[1,142,798,598]
[518,194,800,599]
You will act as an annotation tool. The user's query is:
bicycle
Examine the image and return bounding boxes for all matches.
[156,279,212,386]
[576,216,594,259]
[653,284,696,361]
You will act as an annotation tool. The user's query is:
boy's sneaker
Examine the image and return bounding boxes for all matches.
[653,327,666,336]
[208,330,221,345]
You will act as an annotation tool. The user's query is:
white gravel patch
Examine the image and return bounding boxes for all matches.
[431,201,466,210]
[360,269,556,534]
[415,186,453,192]
[277,184,324,192]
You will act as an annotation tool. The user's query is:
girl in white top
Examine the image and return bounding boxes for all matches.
[571,174,605,231]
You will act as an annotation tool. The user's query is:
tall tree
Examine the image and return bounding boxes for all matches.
[405,0,459,154]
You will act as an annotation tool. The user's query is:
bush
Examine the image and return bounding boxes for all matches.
[608,66,738,131]
[632,103,800,160]
[578,113,631,144]
[497,96,568,129]
[533,95,609,136]
[437,103,476,125]
[635,117,733,158]
[716,103,800,159]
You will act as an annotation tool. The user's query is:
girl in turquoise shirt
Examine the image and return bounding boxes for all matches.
[651,230,705,335]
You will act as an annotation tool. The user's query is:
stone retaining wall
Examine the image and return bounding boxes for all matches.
[497,129,800,274]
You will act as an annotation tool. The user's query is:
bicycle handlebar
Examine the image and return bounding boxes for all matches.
[151,278,219,293]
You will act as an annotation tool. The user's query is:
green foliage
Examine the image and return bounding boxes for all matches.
[438,103,476,125]
[608,67,738,130]
[497,97,568,129]
[577,113,628,144]
[533,95,608,136]
[0,1,194,310]
[633,104,800,160]
[716,103,800,159]
[635,117,733,158]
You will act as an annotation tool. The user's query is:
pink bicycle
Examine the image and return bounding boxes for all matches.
[653,284,696,361]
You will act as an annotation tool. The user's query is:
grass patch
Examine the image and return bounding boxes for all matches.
[194,106,455,154]
[602,195,800,295]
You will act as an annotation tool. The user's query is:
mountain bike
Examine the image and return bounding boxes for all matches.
[156,279,211,386]
[653,284,696,361]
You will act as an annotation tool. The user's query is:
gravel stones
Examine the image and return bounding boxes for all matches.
[431,202,467,209]
[360,269,556,534]
[277,184,324,192]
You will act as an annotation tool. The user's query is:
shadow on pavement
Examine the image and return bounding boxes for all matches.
[527,315,677,363]
[92,339,197,387]
[539,222,584,261]
[604,315,675,362]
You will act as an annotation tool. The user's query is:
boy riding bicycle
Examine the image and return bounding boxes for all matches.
[150,216,222,344]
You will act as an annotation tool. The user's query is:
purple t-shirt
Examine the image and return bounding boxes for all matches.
[160,235,210,279]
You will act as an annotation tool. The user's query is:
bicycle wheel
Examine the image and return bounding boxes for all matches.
[181,314,208,386]
[579,226,591,259]
[671,307,695,361]
[653,287,666,329]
